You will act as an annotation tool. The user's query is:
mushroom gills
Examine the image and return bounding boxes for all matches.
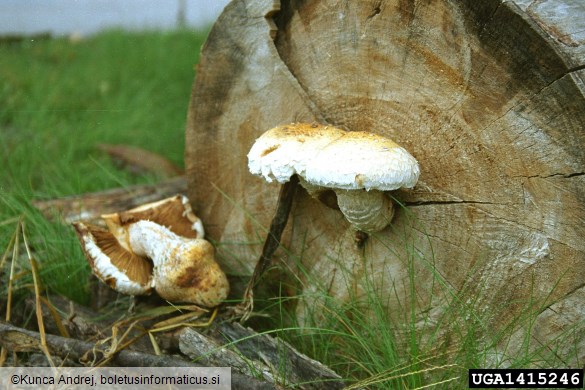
[298,176,339,210]
[335,189,394,233]
[72,222,153,296]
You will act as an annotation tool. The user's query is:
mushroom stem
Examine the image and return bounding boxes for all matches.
[127,220,192,267]
[335,190,394,233]
[239,174,300,322]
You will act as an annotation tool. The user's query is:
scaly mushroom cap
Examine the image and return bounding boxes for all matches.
[304,131,420,191]
[126,220,229,306]
[248,123,346,183]
[72,222,153,296]
[248,123,420,233]
[248,123,419,191]
[154,239,229,307]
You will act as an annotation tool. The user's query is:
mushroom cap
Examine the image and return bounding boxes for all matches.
[248,123,346,183]
[124,220,229,306]
[248,123,419,191]
[144,232,230,307]
[102,194,205,242]
[305,131,420,191]
[72,222,153,296]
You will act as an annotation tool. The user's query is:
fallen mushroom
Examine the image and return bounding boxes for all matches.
[72,195,229,307]
[248,123,420,233]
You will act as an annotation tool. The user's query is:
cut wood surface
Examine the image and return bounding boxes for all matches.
[185,0,585,364]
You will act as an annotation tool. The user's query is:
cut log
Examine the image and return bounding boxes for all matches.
[185,0,585,365]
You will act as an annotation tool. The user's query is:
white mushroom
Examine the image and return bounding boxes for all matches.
[248,123,420,233]
[247,123,346,183]
[73,195,229,307]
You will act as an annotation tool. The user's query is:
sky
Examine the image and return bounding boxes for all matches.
[0,0,231,36]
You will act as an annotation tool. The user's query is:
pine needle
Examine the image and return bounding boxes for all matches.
[22,220,55,368]
[0,219,21,367]
[5,219,20,323]
[39,296,71,338]
[345,363,458,389]
[148,332,162,356]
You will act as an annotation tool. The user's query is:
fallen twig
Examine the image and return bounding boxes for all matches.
[238,175,300,322]
[0,322,280,389]
[97,143,183,178]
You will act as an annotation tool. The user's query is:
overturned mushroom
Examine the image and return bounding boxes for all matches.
[248,123,420,233]
[72,195,229,307]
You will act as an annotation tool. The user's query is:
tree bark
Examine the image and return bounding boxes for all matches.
[185,0,585,365]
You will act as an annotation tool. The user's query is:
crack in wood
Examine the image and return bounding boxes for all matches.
[405,199,506,207]
[268,0,327,123]
[263,0,280,40]
[366,1,382,21]
[476,65,581,147]
[566,63,585,74]
[524,279,585,328]
[513,172,585,179]
[477,1,505,40]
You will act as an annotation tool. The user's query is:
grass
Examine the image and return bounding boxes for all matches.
[0,29,207,304]
[1,29,581,388]
[226,199,583,388]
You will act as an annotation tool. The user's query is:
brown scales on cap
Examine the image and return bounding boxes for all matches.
[175,266,203,289]
[263,123,346,143]
[104,278,117,289]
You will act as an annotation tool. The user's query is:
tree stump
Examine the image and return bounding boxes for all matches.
[186,0,585,364]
